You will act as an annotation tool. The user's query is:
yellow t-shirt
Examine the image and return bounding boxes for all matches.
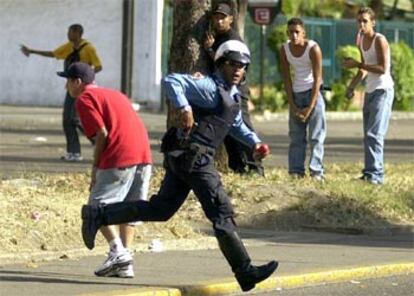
[53,39,102,68]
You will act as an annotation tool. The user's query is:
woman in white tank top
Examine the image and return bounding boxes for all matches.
[343,7,394,185]
[280,17,326,180]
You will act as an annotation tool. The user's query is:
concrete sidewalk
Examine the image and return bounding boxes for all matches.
[1,106,413,178]
[1,229,413,296]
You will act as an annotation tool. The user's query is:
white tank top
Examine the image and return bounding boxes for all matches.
[283,40,318,92]
[360,33,393,93]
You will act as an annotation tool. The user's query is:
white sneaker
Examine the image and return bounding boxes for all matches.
[60,153,83,162]
[311,174,325,182]
[116,263,134,278]
[60,153,73,161]
[71,153,83,162]
[103,263,134,278]
[94,250,133,277]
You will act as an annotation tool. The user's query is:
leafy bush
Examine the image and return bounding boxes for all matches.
[267,25,288,77]
[251,84,287,112]
[281,0,346,18]
[330,42,414,111]
[390,42,414,111]
[328,45,361,111]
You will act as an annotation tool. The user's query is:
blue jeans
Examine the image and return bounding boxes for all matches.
[288,90,326,176]
[362,88,394,183]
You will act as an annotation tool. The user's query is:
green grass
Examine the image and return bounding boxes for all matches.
[0,163,412,258]
[223,162,414,230]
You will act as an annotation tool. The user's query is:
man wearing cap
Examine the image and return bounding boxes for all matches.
[204,2,265,176]
[57,62,152,278]
[204,3,243,58]
[80,40,277,292]
[21,24,102,162]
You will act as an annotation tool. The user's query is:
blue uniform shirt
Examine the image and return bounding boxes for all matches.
[163,72,261,148]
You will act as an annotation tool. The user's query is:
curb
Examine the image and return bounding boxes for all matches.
[80,262,414,296]
[301,224,414,236]
[81,288,182,296]
[253,111,414,122]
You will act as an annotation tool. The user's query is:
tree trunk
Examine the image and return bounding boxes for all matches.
[370,0,384,19]
[388,0,399,20]
[166,0,247,172]
[236,0,248,39]
[167,0,210,130]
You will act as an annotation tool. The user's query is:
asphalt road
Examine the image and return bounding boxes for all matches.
[0,106,413,178]
[248,274,414,296]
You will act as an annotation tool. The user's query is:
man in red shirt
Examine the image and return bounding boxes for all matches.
[57,62,152,278]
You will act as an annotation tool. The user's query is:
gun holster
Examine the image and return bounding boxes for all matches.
[180,149,199,173]
[181,143,215,173]
[160,127,181,153]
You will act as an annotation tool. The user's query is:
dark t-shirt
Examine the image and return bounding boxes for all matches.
[207,28,243,74]
[212,28,243,51]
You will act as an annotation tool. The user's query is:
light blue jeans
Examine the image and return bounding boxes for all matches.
[288,89,326,176]
[362,88,394,183]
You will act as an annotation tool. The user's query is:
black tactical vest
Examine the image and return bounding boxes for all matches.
[189,82,240,150]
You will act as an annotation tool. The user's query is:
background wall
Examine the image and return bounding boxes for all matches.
[0,0,163,109]
[133,0,163,109]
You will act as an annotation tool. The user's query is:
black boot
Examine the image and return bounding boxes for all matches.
[81,205,104,250]
[217,231,278,292]
[235,261,278,292]
[81,201,140,250]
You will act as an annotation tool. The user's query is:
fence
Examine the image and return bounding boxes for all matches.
[161,6,414,87]
[245,15,414,86]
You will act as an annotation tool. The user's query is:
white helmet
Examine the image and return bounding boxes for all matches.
[214,40,251,65]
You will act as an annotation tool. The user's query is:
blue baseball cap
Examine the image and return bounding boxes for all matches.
[57,62,95,84]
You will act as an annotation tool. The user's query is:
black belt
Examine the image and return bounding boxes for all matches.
[118,165,135,170]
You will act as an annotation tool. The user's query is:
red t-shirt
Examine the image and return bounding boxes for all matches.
[76,85,152,169]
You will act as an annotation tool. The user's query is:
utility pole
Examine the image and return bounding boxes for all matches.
[248,0,281,111]
[121,0,134,97]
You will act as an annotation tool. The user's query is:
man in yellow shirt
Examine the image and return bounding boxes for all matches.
[21,24,102,162]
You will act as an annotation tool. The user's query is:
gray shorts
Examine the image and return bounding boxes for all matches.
[89,164,152,224]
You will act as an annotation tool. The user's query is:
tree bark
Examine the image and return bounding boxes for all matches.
[167,0,210,130]
[370,0,384,19]
[236,0,248,39]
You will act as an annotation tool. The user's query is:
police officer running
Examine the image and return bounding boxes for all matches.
[81,40,278,292]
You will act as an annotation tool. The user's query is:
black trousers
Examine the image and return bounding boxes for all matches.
[224,136,264,176]
[106,153,237,237]
[62,92,82,154]
[224,83,264,176]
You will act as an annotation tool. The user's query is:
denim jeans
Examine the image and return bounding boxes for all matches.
[362,88,394,183]
[288,89,326,176]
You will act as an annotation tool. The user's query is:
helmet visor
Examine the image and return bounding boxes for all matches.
[225,51,251,65]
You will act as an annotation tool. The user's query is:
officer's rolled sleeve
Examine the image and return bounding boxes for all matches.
[163,73,218,109]
[163,74,190,108]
